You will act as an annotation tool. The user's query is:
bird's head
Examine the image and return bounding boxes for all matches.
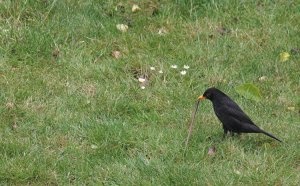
[198,87,222,101]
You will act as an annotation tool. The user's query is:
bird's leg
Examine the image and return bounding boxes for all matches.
[223,128,228,138]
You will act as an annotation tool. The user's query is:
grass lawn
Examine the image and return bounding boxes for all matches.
[0,0,299,185]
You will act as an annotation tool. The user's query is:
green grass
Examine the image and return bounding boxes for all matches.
[0,0,299,185]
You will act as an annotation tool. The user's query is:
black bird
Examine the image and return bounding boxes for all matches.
[198,87,282,142]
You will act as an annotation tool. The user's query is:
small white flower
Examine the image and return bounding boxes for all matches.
[138,77,146,83]
[258,76,267,81]
[158,27,168,35]
[150,67,155,71]
[116,24,128,32]
[159,70,163,74]
[171,65,178,69]
[91,144,98,149]
[234,170,241,175]
[141,86,146,89]
[180,70,187,75]
[183,65,190,69]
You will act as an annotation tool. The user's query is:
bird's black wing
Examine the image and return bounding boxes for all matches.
[222,97,246,113]
[222,101,257,126]
[214,103,261,133]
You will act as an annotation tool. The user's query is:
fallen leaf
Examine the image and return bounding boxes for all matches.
[116,24,128,32]
[112,51,122,59]
[279,52,290,62]
[235,83,262,102]
[208,146,216,156]
[287,107,295,111]
[132,4,141,12]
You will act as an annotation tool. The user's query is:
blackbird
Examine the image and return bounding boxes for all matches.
[198,87,282,142]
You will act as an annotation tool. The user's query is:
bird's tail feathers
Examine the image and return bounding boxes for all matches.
[260,130,282,142]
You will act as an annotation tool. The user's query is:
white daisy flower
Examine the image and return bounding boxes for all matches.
[141,86,146,89]
[159,70,163,74]
[171,65,178,69]
[183,65,190,69]
[91,144,98,149]
[259,76,267,81]
[158,27,168,35]
[138,77,146,83]
[180,70,187,75]
[150,67,155,71]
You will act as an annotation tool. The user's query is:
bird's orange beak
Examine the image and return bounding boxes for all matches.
[198,95,206,100]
